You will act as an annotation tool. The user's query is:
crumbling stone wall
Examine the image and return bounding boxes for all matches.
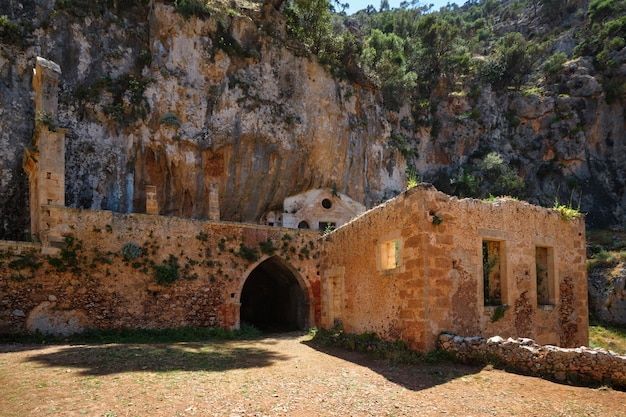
[319,184,588,352]
[439,333,626,389]
[0,207,320,335]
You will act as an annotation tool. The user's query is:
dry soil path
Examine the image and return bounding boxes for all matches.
[1,332,625,416]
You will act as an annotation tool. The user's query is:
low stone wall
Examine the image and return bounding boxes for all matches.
[438,333,626,389]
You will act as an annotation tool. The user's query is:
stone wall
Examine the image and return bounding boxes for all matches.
[438,333,626,390]
[0,207,320,335]
[319,184,588,352]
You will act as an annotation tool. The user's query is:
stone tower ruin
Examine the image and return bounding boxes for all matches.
[23,57,66,251]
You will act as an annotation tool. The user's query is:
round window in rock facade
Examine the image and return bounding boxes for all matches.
[297,221,310,229]
[321,198,332,209]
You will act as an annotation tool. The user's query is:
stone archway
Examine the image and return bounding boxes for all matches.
[240,256,309,332]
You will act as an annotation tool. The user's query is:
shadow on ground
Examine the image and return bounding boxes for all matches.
[17,340,290,376]
[302,338,483,392]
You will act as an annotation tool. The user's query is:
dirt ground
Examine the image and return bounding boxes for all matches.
[1,332,625,417]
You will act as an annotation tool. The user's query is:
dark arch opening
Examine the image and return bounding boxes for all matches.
[240,257,308,333]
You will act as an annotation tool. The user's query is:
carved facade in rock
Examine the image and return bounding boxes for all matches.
[262,188,366,230]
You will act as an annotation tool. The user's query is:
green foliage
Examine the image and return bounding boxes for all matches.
[35,111,58,132]
[490,304,508,323]
[5,324,263,344]
[285,0,334,54]
[121,242,143,261]
[8,252,42,272]
[553,195,582,221]
[55,0,149,17]
[588,0,625,23]
[213,19,256,58]
[77,73,150,127]
[236,244,259,262]
[195,231,209,242]
[361,29,417,109]
[174,0,211,19]
[587,249,626,273]
[138,49,152,67]
[159,112,181,128]
[154,254,180,285]
[47,235,84,274]
[406,168,419,190]
[410,13,466,83]
[602,77,625,104]
[479,55,506,84]
[104,74,150,126]
[389,132,417,160]
[587,229,626,273]
[311,326,447,364]
[540,0,577,23]
[543,52,568,75]
[259,239,277,256]
[483,32,541,88]
[451,152,526,199]
[483,245,499,306]
[589,321,626,354]
[0,15,22,45]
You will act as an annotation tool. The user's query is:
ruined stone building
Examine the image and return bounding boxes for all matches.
[0,58,588,351]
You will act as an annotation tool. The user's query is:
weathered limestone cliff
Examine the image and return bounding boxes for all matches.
[0,0,625,240]
[0,2,403,239]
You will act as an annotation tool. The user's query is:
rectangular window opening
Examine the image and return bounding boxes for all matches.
[536,246,555,306]
[380,239,399,271]
[483,240,504,306]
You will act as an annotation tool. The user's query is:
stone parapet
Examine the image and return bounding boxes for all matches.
[438,333,626,389]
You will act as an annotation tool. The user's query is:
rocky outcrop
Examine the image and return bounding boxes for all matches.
[588,262,626,325]
[0,2,403,241]
[0,1,625,240]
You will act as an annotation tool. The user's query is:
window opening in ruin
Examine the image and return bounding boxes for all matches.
[319,221,336,232]
[380,239,399,270]
[536,246,555,305]
[298,221,309,229]
[321,198,332,209]
[483,240,504,306]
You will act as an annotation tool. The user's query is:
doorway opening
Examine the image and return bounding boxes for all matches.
[240,256,308,332]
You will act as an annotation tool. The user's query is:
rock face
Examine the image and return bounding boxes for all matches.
[589,263,626,325]
[0,3,401,240]
[0,2,625,240]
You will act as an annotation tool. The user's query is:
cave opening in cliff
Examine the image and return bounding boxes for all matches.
[240,256,308,333]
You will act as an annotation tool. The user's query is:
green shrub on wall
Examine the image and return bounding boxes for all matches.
[47,235,84,274]
[154,254,180,285]
[121,242,143,261]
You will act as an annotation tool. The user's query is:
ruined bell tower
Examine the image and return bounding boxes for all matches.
[23,57,66,247]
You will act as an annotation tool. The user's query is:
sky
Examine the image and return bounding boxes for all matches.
[345,0,459,14]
